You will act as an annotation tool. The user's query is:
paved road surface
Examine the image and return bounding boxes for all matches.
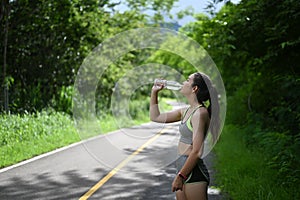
[0,121,223,199]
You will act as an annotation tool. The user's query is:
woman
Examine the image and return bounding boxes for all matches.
[150,72,220,200]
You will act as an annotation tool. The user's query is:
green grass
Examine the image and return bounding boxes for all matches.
[0,110,145,168]
[214,124,299,200]
[0,110,79,168]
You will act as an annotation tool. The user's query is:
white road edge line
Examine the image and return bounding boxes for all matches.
[0,122,154,174]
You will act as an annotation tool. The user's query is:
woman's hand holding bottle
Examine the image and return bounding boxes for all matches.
[152,79,165,93]
[153,79,182,92]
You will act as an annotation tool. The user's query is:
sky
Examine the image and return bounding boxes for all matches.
[112,0,241,26]
[170,0,241,25]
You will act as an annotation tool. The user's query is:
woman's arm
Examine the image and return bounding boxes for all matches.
[172,108,209,192]
[149,85,181,123]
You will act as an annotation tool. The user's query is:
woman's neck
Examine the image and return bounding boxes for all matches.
[187,97,201,109]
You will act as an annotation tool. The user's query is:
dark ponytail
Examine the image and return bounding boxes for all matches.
[192,73,220,143]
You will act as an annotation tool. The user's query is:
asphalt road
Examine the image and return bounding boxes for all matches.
[0,121,223,200]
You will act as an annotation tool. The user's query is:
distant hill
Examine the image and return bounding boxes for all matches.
[159,21,181,31]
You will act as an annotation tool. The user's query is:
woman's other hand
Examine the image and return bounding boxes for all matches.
[172,175,184,192]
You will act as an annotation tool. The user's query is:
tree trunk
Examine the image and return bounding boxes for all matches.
[1,0,9,113]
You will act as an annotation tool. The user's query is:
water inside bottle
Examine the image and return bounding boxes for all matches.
[165,80,182,90]
[154,79,182,90]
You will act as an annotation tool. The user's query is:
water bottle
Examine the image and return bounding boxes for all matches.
[154,79,183,90]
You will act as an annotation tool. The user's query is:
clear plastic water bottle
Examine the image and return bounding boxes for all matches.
[154,79,183,90]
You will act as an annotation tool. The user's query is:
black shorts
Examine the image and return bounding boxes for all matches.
[176,155,210,184]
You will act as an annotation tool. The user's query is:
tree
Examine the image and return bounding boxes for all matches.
[0,0,176,113]
[0,0,10,113]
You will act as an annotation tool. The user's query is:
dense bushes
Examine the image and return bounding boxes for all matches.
[215,125,299,199]
[246,124,300,186]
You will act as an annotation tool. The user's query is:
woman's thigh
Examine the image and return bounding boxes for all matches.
[184,182,208,200]
[176,189,187,200]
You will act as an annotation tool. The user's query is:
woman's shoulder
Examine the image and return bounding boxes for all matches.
[194,106,209,119]
[179,106,190,115]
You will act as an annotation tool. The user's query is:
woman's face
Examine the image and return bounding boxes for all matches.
[180,73,196,95]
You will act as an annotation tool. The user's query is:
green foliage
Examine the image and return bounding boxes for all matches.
[129,97,150,120]
[0,110,79,167]
[214,124,300,199]
[51,85,74,114]
[246,127,300,186]
[225,91,248,126]
[0,0,177,113]
[125,0,177,23]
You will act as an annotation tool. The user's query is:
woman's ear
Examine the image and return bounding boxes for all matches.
[192,85,198,93]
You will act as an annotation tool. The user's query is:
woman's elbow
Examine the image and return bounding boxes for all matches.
[150,115,158,122]
[191,149,203,158]
[150,115,165,123]
[150,117,160,122]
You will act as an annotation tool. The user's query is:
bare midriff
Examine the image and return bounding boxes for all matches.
[178,141,192,155]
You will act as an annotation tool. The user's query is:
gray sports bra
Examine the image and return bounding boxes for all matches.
[179,105,204,144]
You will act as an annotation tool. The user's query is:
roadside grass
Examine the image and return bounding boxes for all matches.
[0,97,174,168]
[0,110,79,168]
[214,124,298,200]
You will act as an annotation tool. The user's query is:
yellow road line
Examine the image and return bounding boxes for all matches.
[79,126,171,200]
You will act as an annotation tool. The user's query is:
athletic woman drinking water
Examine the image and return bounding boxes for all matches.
[150,72,220,200]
